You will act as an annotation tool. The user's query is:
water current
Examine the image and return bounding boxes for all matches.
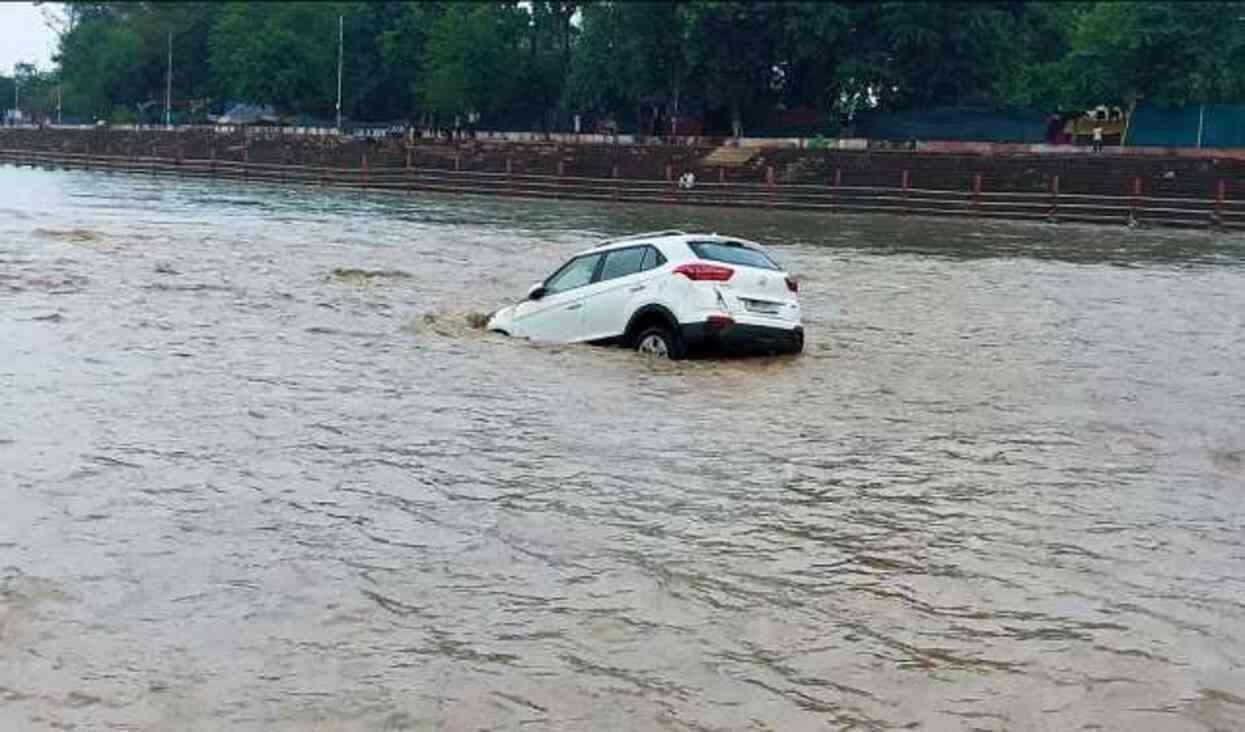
[2,166,1244,730]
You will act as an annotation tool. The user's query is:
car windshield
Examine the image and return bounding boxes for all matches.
[688,240,779,271]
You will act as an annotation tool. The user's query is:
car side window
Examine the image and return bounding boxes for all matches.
[600,247,647,281]
[544,253,602,295]
[640,246,666,271]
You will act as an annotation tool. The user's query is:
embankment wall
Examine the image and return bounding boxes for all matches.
[3,129,1243,230]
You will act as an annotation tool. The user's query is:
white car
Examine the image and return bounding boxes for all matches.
[486,230,803,358]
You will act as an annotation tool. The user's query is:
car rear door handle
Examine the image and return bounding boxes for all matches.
[566,303,582,310]
[629,285,646,292]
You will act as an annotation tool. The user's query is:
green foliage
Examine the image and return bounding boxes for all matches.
[420,3,527,121]
[564,1,687,125]
[562,2,625,115]
[1063,1,1245,107]
[58,9,143,119]
[209,2,343,116]
[42,1,1245,130]
[376,2,445,121]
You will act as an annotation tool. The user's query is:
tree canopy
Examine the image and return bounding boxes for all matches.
[17,1,1245,130]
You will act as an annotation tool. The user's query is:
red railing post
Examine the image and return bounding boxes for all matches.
[612,162,619,201]
[766,165,776,207]
[1130,176,1142,225]
[973,173,983,216]
[833,168,842,213]
[901,169,910,215]
[1216,179,1226,227]
[361,153,369,188]
[1050,175,1060,221]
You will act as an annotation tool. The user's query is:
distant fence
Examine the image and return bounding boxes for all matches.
[2,147,1241,231]
[1126,103,1245,149]
[856,107,1048,144]
[19,105,1245,153]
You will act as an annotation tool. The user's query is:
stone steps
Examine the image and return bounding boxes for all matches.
[702,146,760,167]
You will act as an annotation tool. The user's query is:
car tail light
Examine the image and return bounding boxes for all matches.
[673,263,734,281]
[706,314,734,331]
[786,276,799,293]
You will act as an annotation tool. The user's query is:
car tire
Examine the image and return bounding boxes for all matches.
[634,325,685,360]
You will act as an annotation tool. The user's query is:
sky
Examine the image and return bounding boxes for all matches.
[0,2,61,75]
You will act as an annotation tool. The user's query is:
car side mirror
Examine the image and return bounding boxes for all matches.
[527,283,547,300]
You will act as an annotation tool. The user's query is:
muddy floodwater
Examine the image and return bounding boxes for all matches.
[2,166,1245,731]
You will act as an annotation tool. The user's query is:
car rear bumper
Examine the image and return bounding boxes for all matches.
[680,321,804,355]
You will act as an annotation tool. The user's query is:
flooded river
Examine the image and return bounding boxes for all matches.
[2,166,1244,731]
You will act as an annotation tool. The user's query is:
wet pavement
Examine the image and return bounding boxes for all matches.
[2,166,1245,730]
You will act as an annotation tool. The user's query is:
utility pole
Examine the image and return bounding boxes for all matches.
[335,14,343,131]
[165,28,172,127]
[57,83,62,125]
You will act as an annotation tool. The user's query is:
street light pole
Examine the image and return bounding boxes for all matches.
[165,29,172,127]
[336,14,343,131]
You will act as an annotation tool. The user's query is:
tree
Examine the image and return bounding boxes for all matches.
[376,2,447,123]
[861,2,1020,109]
[41,0,1245,133]
[773,2,855,113]
[1063,1,1245,107]
[420,3,527,125]
[208,2,346,117]
[56,4,146,119]
[684,1,781,134]
[0,75,13,113]
[523,1,580,130]
[563,2,628,120]
[54,2,224,121]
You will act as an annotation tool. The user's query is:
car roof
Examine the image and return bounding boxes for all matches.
[577,231,762,257]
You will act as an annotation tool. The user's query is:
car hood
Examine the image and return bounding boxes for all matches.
[485,304,517,333]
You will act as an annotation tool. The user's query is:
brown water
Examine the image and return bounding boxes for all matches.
[2,166,1245,731]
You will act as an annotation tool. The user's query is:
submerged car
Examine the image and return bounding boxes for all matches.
[486,230,803,358]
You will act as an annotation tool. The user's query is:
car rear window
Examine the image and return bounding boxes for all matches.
[600,247,646,281]
[688,240,779,270]
[640,246,666,271]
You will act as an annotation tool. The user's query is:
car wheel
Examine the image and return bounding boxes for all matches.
[634,325,685,360]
